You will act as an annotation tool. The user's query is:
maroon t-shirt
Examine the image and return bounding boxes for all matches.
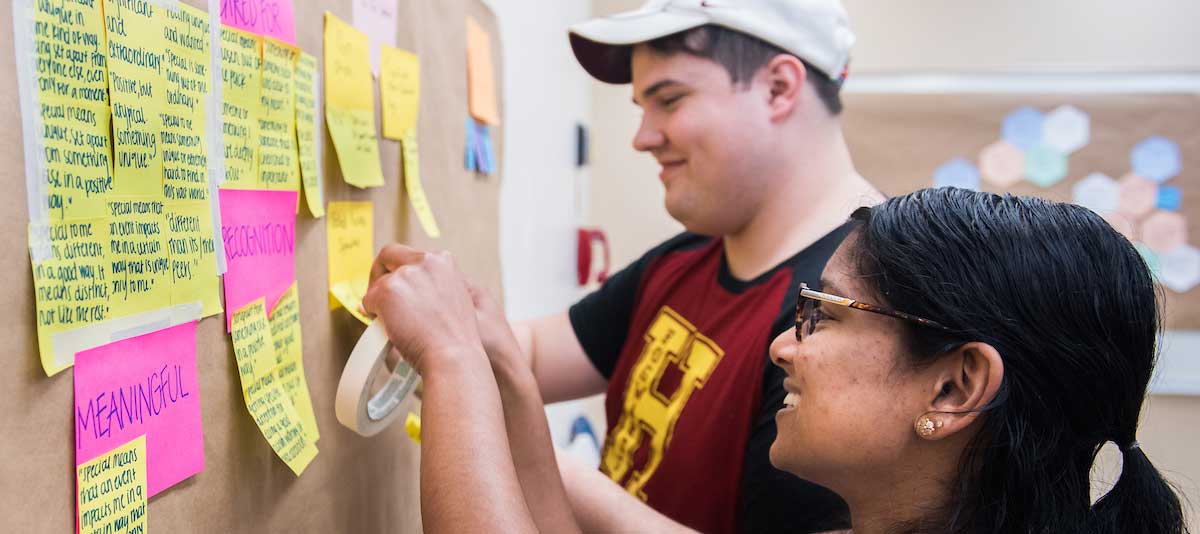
[569,229,851,533]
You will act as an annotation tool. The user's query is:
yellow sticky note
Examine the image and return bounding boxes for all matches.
[220,27,262,189]
[330,280,371,325]
[260,38,301,194]
[294,52,325,218]
[103,0,167,198]
[326,202,373,281]
[380,46,420,141]
[326,201,374,320]
[31,0,113,220]
[30,220,113,376]
[162,5,212,204]
[106,198,173,318]
[402,131,441,238]
[323,12,385,188]
[231,298,319,475]
[269,282,320,443]
[466,17,500,125]
[77,435,147,534]
[405,412,422,444]
[166,201,223,317]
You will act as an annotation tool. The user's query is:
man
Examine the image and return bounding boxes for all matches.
[372,0,880,532]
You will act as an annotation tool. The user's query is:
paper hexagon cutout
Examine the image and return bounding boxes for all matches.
[1104,213,1137,241]
[1136,243,1161,278]
[932,158,981,190]
[1072,172,1118,214]
[1140,211,1188,253]
[1158,186,1183,211]
[1025,145,1068,188]
[1157,245,1200,293]
[1002,106,1044,151]
[1130,136,1182,183]
[979,141,1025,188]
[1117,174,1159,219]
[1042,105,1090,154]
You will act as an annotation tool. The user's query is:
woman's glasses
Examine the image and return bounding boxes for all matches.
[795,283,953,341]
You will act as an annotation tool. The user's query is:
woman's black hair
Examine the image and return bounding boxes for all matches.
[846,187,1187,534]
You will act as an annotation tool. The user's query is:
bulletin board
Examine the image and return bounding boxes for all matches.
[0,0,504,532]
[841,93,1200,331]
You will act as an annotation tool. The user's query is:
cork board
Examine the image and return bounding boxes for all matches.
[842,93,1200,330]
[0,0,504,531]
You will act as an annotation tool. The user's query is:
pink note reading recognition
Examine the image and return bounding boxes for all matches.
[219,189,298,330]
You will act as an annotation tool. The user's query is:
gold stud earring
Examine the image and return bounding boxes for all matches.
[915,415,943,438]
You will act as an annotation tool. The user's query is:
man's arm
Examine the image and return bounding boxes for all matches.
[510,314,608,403]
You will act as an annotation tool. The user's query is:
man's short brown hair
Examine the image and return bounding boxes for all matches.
[645,25,844,116]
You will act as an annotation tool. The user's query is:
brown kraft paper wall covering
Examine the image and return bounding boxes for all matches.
[0,0,504,531]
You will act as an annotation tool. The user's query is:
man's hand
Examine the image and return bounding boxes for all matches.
[362,250,485,376]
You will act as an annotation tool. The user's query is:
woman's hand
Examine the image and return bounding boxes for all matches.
[463,278,526,369]
[362,250,485,376]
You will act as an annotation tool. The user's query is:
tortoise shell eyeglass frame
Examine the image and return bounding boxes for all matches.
[795,283,954,341]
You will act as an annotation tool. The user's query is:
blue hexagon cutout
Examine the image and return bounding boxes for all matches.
[1157,186,1182,211]
[1025,145,1068,188]
[1002,106,1045,151]
[932,158,981,190]
[1131,136,1182,183]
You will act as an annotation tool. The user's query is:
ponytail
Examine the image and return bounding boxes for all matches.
[1090,440,1187,534]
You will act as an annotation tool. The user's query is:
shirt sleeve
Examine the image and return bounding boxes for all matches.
[568,232,702,379]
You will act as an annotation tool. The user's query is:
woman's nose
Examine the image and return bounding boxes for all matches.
[769,328,797,369]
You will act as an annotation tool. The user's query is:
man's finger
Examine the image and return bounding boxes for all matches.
[370,243,427,282]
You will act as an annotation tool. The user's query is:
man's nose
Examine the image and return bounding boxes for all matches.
[632,114,665,153]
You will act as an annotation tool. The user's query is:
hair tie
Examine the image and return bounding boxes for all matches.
[1121,440,1141,452]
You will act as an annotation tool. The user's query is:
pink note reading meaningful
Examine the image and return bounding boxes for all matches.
[219,189,298,330]
[74,322,204,497]
[219,0,297,44]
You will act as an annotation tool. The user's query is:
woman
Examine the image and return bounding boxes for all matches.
[364,187,1186,534]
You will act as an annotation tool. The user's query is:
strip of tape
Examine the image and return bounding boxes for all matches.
[13,0,51,261]
[335,321,421,436]
[51,302,203,370]
[206,0,228,274]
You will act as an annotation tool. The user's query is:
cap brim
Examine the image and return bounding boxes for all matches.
[569,10,708,84]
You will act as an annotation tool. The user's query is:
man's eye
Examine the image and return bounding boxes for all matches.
[660,95,683,107]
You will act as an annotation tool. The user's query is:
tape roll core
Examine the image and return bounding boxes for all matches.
[336,321,421,436]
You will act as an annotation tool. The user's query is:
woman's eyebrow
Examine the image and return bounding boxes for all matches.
[818,277,843,296]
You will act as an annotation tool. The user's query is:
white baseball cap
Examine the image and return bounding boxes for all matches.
[569,0,855,85]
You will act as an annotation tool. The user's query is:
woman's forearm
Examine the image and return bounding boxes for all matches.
[490,346,583,534]
[419,346,539,534]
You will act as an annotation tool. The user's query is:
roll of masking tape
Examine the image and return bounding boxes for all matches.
[336,321,422,436]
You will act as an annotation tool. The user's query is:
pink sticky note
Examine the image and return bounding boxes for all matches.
[219,0,297,45]
[74,322,203,497]
[220,189,298,330]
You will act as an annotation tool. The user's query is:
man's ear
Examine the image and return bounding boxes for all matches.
[760,54,806,121]
[918,342,1005,441]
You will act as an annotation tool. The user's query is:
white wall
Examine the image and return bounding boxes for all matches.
[491,0,606,452]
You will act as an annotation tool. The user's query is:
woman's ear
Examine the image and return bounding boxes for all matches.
[760,54,806,121]
[916,342,1004,441]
